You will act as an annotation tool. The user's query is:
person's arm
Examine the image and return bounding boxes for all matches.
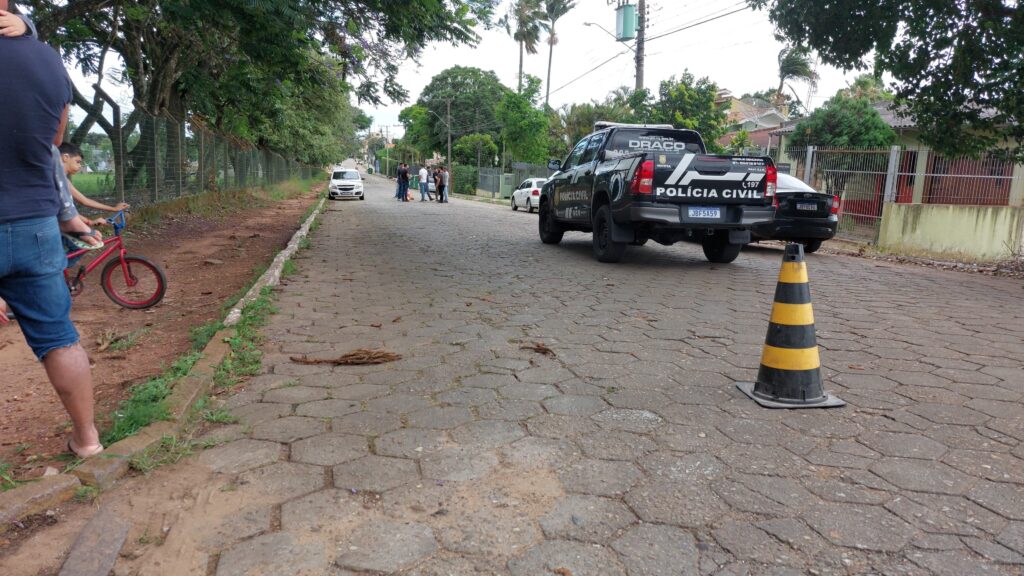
[69,182,129,213]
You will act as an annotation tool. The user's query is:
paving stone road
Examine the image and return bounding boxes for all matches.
[203,176,1023,575]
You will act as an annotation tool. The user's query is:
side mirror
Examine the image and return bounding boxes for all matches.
[597,149,606,162]
[361,177,366,180]
[547,159,562,171]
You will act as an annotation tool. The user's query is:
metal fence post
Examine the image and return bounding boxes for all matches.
[883,145,901,203]
[152,116,160,204]
[803,146,815,183]
[198,128,205,193]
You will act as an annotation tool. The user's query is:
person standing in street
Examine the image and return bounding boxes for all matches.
[0,3,104,458]
[441,166,451,203]
[418,165,430,201]
[394,163,404,200]
[395,163,409,202]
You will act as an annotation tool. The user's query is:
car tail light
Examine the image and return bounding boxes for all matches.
[831,195,841,215]
[766,164,778,207]
[531,189,540,196]
[630,160,655,196]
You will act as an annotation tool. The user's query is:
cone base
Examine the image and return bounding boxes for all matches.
[736,382,846,409]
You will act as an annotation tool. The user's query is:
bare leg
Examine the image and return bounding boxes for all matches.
[42,344,101,451]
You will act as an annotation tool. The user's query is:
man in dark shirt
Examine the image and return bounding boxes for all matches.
[0,4,103,458]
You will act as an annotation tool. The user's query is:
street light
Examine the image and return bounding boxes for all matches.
[584,22,636,53]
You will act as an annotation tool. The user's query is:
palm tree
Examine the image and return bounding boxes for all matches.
[776,45,819,109]
[543,0,576,108]
[504,0,548,93]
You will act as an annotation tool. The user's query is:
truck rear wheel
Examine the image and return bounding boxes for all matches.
[538,200,564,244]
[592,205,627,263]
[701,233,742,263]
[802,239,822,253]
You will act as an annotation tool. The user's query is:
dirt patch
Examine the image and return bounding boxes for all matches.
[0,186,320,480]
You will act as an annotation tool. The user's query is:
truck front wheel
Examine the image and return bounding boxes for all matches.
[701,233,742,263]
[592,205,627,263]
[538,201,564,244]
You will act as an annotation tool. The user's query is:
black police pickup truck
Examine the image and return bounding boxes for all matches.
[539,122,777,263]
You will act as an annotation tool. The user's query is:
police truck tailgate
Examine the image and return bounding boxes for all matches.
[652,154,772,205]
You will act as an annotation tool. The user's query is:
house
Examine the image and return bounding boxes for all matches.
[771,102,1018,207]
[769,101,1024,260]
[715,90,789,150]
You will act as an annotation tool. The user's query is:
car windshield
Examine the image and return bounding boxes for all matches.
[332,170,359,180]
[604,129,704,158]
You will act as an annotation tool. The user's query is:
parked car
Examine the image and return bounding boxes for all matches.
[328,168,365,200]
[750,173,839,253]
[511,178,547,213]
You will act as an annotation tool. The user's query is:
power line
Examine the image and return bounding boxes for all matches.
[644,1,746,37]
[646,5,750,43]
[548,51,630,98]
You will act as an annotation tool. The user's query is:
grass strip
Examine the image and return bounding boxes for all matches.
[99,352,201,446]
[214,286,277,389]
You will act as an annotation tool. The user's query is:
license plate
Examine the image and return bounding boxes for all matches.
[688,206,721,219]
[797,202,818,211]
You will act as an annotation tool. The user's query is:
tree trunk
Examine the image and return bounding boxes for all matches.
[545,27,555,108]
[518,41,524,93]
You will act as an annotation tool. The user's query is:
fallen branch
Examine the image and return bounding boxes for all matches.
[520,342,556,357]
[290,349,402,365]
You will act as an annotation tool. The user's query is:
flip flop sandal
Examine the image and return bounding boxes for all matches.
[62,229,104,251]
[67,439,104,459]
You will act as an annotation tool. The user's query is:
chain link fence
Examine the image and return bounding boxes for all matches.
[70,108,314,214]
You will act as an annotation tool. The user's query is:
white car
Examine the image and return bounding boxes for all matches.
[328,168,364,200]
[511,178,546,213]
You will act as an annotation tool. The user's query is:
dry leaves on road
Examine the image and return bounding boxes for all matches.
[290,349,402,365]
[520,342,556,357]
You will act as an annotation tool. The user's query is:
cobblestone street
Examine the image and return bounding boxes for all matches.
[187,176,1023,575]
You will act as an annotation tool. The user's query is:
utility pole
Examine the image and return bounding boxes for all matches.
[635,0,646,92]
[446,99,453,193]
[384,125,391,178]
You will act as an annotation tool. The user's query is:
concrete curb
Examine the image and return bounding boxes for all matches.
[450,193,508,206]
[225,196,326,326]
[0,193,327,530]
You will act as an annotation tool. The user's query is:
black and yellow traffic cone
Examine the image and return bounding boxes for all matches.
[737,243,845,409]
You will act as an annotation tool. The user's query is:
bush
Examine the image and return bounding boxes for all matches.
[452,165,478,195]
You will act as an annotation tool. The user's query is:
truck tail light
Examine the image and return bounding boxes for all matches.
[831,195,841,215]
[531,189,540,196]
[631,160,655,196]
[766,163,778,207]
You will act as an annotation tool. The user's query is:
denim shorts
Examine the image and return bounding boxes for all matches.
[0,216,79,360]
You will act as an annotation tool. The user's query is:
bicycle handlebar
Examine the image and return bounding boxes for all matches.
[106,210,128,236]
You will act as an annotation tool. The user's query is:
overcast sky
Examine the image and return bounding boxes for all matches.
[362,0,865,139]
[67,0,865,136]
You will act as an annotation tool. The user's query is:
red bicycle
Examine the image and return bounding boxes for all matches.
[64,211,167,309]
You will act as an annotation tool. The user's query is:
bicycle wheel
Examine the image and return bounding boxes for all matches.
[100,254,167,309]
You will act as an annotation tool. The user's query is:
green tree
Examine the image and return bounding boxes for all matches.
[543,0,576,107]
[775,45,819,108]
[790,93,896,148]
[26,0,499,185]
[503,0,548,93]
[837,74,895,104]
[398,105,435,158]
[748,0,1024,158]
[652,72,731,151]
[728,131,753,154]
[497,78,549,164]
[417,66,511,154]
[453,133,499,167]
